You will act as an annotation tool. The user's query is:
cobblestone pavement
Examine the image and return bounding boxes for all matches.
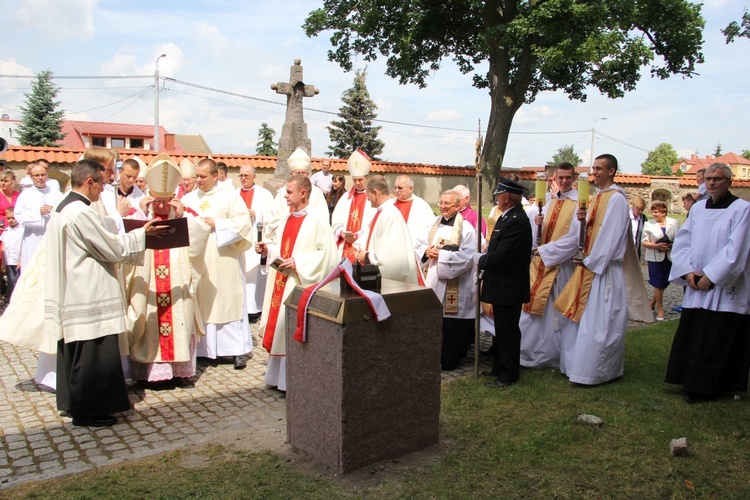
[0,263,680,490]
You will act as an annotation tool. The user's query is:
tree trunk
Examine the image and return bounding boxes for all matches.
[479,74,523,196]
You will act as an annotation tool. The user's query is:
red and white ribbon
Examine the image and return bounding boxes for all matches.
[294,259,391,343]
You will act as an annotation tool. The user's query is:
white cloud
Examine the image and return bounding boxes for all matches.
[15,0,98,40]
[426,110,462,122]
[195,23,229,58]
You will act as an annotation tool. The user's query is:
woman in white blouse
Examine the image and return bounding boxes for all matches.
[642,201,680,321]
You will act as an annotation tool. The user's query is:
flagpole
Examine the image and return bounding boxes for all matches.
[474,120,483,378]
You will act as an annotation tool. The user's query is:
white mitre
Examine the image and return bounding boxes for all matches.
[146,153,182,198]
[132,156,148,179]
[347,149,371,177]
[180,158,197,178]
[288,147,311,174]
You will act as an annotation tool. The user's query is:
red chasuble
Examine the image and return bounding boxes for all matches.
[262,214,306,352]
[341,190,368,261]
[394,199,413,222]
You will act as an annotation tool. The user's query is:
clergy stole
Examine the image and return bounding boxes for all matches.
[523,199,577,315]
[427,213,464,314]
[239,188,255,212]
[152,214,176,360]
[394,199,413,222]
[341,191,368,261]
[553,190,614,322]
[262,214,306,352]
[365,209,383,251]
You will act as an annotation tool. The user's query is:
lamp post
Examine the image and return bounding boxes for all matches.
[154,53,167,152]
[589,117,607,167]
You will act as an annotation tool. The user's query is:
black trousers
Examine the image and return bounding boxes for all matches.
[57,335,130,416]
[441,317,473,370]
[492,304,522,383]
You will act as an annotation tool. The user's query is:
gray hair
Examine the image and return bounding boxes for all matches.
[452,185,470,199]
[706,163,732,180]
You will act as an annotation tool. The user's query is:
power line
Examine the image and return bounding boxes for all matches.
[0,73,644,148]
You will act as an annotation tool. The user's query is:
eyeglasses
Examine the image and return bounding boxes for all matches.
[705,176,729,182]
[438,202,458,207]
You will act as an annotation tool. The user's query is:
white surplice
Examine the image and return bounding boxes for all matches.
[182,182,253,358]
[238,184,275,315]
[669,197,750,313]
[355,200,420,285]
[415,215,477,319]
[394,195,436,249]
[14,185,63,268]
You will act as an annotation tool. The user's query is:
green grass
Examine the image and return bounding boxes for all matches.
[7,320,750,498]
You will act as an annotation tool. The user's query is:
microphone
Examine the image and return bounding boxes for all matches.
[256,222,267,265]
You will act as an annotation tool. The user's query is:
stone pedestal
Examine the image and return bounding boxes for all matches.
[284,279,443,474]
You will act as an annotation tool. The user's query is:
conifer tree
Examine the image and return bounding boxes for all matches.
[326,69,384,159]
[17,69,65,147]
[255,122,278,156]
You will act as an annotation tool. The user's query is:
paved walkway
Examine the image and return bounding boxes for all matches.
[0,263,681,490]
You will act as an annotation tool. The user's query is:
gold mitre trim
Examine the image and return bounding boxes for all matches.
[146,153,181,198]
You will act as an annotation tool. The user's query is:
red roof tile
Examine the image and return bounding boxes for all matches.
[2,146,475,177]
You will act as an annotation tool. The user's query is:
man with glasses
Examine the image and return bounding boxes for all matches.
[14,164,63,269]
[666,163,750,403]
[416,190,477,370]
[47,159,168,426]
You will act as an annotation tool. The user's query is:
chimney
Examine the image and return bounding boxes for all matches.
[164,133,175,151]
[691,154,697,161]
[706,155,714,161]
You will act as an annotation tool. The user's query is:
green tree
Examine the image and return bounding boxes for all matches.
[326,68,385,159]
[641,143,679,176]
[741,150,750,161]
[17,69,65,147]
[723,9,750,43]
[547,145,582,166]
[714,143,722,156]
[255,122,278,156]
[305,0,704,187]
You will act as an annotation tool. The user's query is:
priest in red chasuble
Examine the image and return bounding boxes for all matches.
[256,175,338,392]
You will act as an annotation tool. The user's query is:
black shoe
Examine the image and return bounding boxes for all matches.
[486,379,513,389]
[72,415,117,427]
[234,355,247,370]
[248,312,261,324]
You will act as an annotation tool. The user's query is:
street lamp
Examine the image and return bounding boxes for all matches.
[154,53,167,151]
[589,117,607,167]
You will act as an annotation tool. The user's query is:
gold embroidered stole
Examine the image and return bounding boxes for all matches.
[522,199,577,315]
[427,213,463,314]
[553,190,614,323]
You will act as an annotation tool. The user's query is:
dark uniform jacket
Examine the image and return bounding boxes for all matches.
[478,204,532,305]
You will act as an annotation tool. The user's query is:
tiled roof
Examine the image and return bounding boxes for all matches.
[174,134,212,154]
[715,152,750,165]
[1,146,475,176]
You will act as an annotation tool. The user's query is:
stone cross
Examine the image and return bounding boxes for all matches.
[270,58,319,181]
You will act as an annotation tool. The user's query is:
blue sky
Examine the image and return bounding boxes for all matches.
[1,0,748,174]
